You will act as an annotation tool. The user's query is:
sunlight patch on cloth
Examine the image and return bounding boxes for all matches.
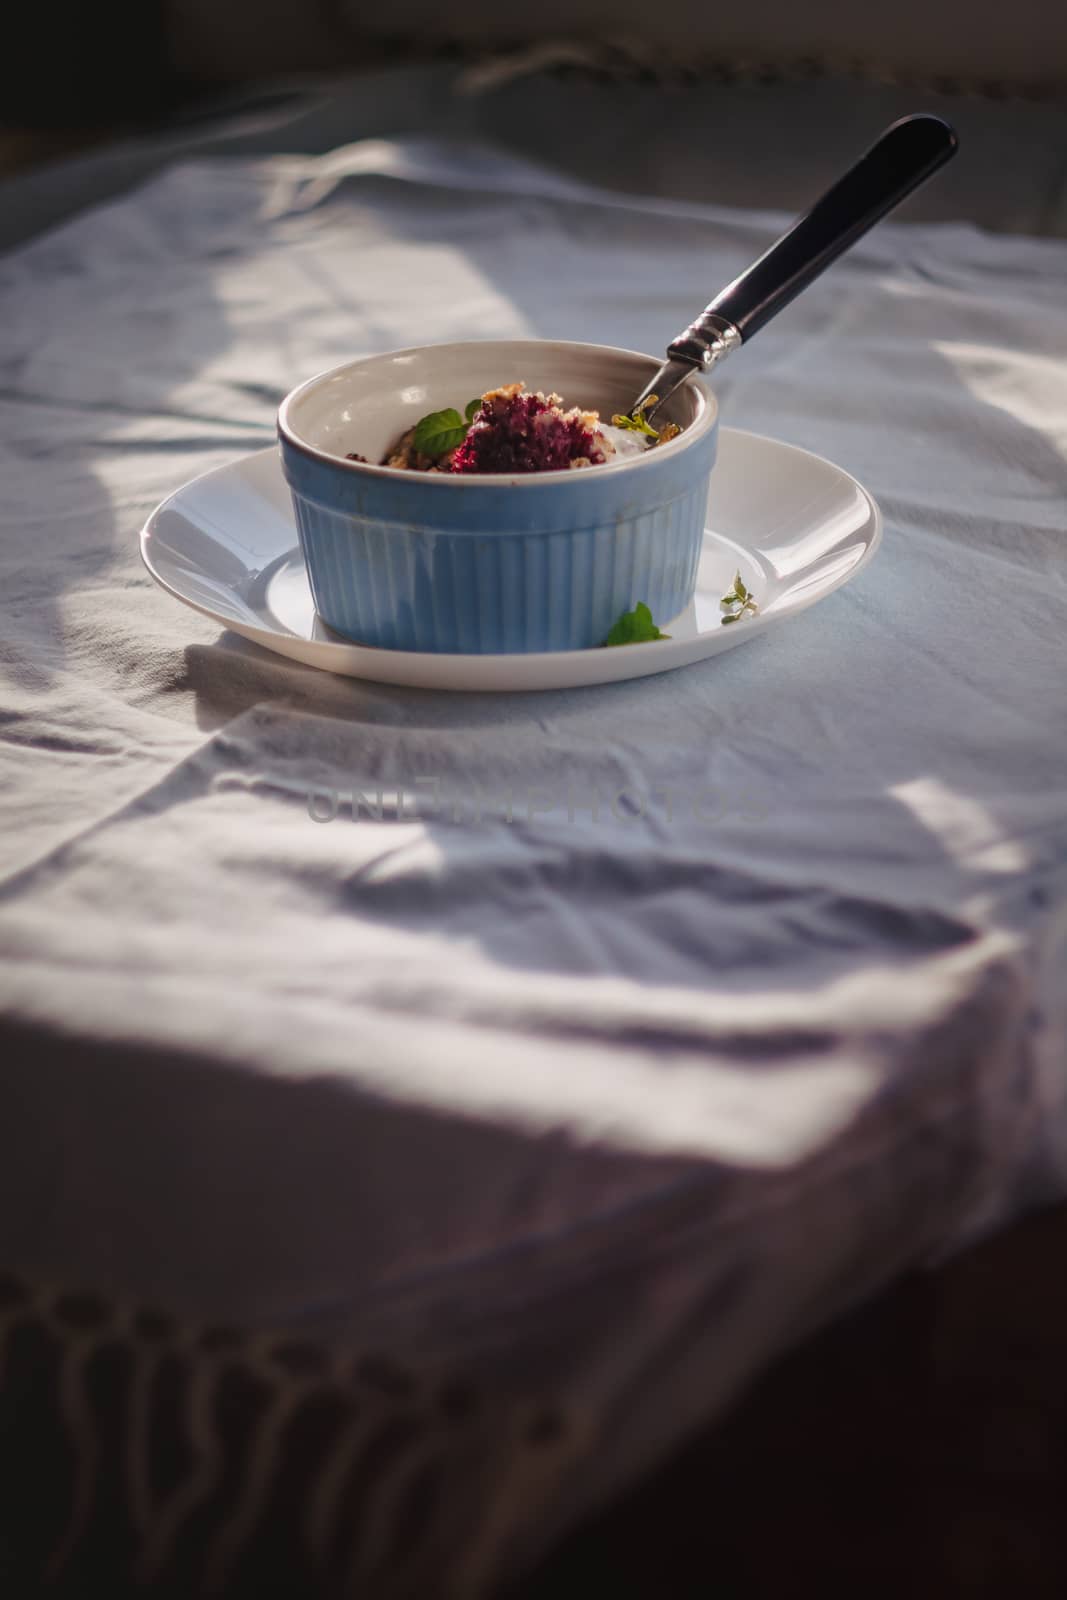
[934,341,1067,458]
[891,776,1029,875]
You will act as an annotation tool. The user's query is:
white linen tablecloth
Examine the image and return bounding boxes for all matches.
[2,115,1066,1589]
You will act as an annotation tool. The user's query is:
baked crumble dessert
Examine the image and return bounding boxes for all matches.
[347,383,682,474]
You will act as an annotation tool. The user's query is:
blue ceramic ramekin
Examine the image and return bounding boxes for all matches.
[277,340,718,654]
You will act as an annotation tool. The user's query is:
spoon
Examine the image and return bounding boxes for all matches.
[634,113,959,421]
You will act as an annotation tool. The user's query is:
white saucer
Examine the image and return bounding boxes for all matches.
[141,430,881,692]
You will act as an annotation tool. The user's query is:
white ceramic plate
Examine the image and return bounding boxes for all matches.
[141,430,881,692]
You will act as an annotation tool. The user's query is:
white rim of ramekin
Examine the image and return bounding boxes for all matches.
[276,339,718,488]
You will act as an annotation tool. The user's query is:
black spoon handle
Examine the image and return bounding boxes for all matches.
[669,113,959,362]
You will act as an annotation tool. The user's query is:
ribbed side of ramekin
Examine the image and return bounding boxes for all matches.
[292,480,709,653]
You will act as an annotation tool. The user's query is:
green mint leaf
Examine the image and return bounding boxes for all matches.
[720,612,739,625]
[412,408,468,458]
[465,397,482,423]
[604,601,670,647]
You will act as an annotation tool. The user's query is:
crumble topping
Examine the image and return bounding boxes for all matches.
[450,384,611,474]
[346,383,682,474]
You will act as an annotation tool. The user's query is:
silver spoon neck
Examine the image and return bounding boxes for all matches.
[633,313,741,421]
[668,310,743,372]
